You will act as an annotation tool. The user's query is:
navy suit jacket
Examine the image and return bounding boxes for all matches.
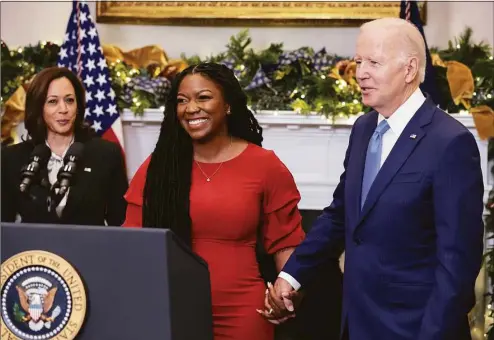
[282,98,484,340]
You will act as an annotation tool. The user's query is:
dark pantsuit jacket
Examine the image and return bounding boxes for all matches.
[2,137,128,227]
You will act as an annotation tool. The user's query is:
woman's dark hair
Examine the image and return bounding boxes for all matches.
[143,62,263,245]
[24,66,92,144]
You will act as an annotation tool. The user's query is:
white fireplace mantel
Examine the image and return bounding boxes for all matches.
[121,109,491,210]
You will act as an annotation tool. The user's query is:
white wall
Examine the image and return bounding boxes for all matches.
[1,1,493,59]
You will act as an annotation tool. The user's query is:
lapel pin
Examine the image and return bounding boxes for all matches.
[84,167,92,172]
[410,134,417,139]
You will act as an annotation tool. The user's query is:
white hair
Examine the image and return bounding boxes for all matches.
[361,18,427,83]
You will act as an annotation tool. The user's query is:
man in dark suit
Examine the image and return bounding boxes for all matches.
[264,18,484,340]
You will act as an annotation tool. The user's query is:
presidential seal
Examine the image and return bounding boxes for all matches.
[1,250,86,340]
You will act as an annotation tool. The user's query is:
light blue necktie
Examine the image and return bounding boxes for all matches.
[361,119,390,209]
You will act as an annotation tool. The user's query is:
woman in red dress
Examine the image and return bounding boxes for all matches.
[123,63,305,340]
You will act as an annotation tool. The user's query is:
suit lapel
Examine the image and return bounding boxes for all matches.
[356,99,435,227]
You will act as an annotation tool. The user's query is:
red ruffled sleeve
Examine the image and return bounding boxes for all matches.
[122,156,151,228]
[262,151,305,254]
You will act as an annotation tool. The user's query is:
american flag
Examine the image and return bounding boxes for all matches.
[57,1,125,153]
[400,0,441,107]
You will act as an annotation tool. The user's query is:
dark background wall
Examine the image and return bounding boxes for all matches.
[300,210,322,232]
[276,209,344,340]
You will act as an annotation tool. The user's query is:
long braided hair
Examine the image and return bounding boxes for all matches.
[143,63,263,246]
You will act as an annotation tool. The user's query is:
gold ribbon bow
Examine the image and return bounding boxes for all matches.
[432,54,474,108]
[1,82,31,144]
[432,54,494,140]
[470,105,494,140]
[102,44,169,69]
[329,60,358,86]
[102,44,188,78]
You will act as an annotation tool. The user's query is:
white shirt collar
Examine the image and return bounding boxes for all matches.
[377,87,426,137]
[45,138,75,161]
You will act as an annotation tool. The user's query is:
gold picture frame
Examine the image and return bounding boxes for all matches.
[96,1,427,27]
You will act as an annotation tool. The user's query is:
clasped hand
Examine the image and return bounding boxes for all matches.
[256,278,303,324]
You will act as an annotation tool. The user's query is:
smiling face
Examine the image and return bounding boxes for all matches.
[176,73,230,142]
[42,77,77,139]
[355,29,410,115]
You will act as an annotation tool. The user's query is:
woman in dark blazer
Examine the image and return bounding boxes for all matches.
[1,67,128,226]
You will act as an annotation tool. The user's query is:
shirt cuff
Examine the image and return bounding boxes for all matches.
[278,271,302,291]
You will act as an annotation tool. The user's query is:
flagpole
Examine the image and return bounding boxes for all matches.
[75,0,82,78]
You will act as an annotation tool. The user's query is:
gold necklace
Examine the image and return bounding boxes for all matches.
[194,137,232,182]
